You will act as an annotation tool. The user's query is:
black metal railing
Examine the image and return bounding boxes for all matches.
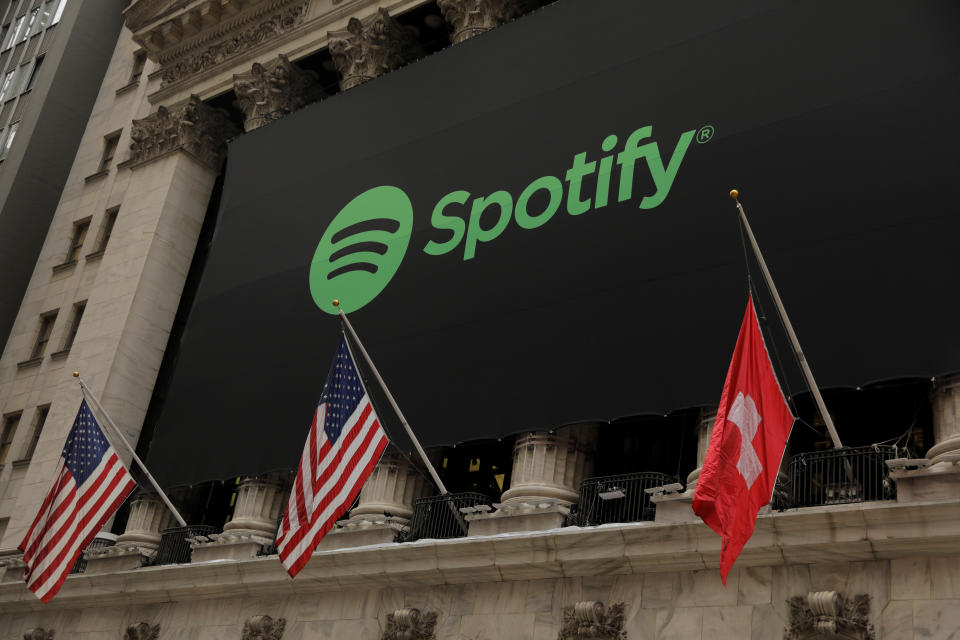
[150,525,218,566]
[575,472,677,526]
[70,533,117,574]
[789,445,898,508]
[402,492,490,542]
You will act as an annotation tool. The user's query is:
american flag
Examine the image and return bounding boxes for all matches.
[19,399,136,601]
[276,332,389,577]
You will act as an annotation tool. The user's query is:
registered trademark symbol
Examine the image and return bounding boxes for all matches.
[697,125,715,144]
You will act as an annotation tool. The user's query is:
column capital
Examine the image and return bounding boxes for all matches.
[129,95,240,171]
[327,8,422,91]
[437,0,523,44]
[234,54,324,132]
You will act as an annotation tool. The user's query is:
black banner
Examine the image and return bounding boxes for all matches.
[146,0,960,487]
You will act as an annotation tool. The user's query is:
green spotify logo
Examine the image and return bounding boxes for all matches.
[309,185,413,314]
[310,124,709,314]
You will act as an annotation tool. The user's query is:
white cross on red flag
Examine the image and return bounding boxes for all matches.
[692,296,794,584]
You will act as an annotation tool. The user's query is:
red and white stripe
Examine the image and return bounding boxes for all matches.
[276,396,388,577]
[20,448,135,602]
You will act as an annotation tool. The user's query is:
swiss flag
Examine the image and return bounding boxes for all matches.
[692,296,794,583]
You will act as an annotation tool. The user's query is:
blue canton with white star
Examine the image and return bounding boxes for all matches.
[319,334,366,445]
[61,399,112,486]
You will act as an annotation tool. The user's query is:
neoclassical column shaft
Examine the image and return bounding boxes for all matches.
[437,0,522,44]
[350,454,428,523]
[929,373,960,463]
[328,8,422,91]
[116,494,175,553]
[233,54,324,132]
[224,473,287,537]
[500,423,598,505]
[686,407,717,488]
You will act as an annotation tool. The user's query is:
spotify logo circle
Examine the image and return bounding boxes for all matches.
[309,185,413,314]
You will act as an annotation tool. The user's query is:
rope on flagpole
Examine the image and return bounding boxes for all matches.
[73,372,187,527]
[334,302,450,495]
[728,190,844,450]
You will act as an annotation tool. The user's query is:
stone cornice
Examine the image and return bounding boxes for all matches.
[0,499,957,611]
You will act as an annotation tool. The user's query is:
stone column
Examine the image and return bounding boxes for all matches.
[929,373,960,464]
[327,9,422,91]
[437,0,523,44]
[468,423,598,534]
[685,407,717,490]
[83,494,173,574]
[318,454,429,550]
[192,473,286,562]
[233,54,324,132]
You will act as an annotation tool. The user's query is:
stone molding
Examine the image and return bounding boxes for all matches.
[558,601,626,640]
[115,494,175,556]
[436,0,522,44]
[785,591,874,640]
[234,54,324,131]
[351,454,429,524]
[129,95,240,171]
[159,1,310,88]
[124,622,160,640]
[242,615,286,640]
[23,630,54,640]
[1,500,958,610]
[382,608,438,640]
[328,8,422,91]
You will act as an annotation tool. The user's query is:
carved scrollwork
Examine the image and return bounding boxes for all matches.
[558,601,626,640]
[234,54,324,131]
[129,95,239,170]
[382,608,438,640]
[242,615,286,640]
[327,8,423,91]
[124,622,160,640]
[785,591,874,640]
[436,0,523,44]
[160,2,310,87]
[23,630,54,640]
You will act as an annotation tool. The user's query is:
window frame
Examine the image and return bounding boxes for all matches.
[0,412,22,465]
[30,310,58,359]
[25,55,43,92]
[66,216,91,263]
[2,15,24,51]
[22,405,49,461]
[60,300,86,353]
[0,121,19,160]
[98,130,121,172]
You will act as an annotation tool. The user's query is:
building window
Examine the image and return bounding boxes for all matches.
[66,217,90,262]
[31,310,58,359]
[130,51,146,83]
[60,300,85,353]
[2,15,24,51]
[98,131,120,171]
[92,207,118,255]
[37,0,56,32]
[0,121,19,160]
[52,0,67,25]
[0,413,21,465]
[23,405,48,460]
[21,8,37,42]
[25,55,43,91]
[0,69,15,102]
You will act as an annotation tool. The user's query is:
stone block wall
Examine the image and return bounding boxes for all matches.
[1,555,958,639]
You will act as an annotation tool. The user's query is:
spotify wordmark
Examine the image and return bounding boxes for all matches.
[309,124,701,313]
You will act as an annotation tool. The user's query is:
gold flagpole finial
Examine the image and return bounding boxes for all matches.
[729,189,739,201]
[72,371,79,378]
[332,299,340,307]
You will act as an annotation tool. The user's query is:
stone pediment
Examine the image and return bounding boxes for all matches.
[124,0,310,88]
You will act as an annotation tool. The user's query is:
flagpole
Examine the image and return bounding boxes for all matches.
[72,372,188,527]
[334,302,450,494]
[729,190,844,450]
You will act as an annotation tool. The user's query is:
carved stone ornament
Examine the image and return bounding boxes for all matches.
[234,54,324,131]
[785,591,875,640]
[129,95,240,170]
[242,615,286,640]
[558,601,627,640]
[124,622,160,640]
[159,2,310,87]
[436,0,523,44]
[23,630,54,640]
[327,8,423,91]
[382,608,438,640]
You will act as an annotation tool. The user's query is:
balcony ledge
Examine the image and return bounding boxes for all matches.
[0,497,958,611]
